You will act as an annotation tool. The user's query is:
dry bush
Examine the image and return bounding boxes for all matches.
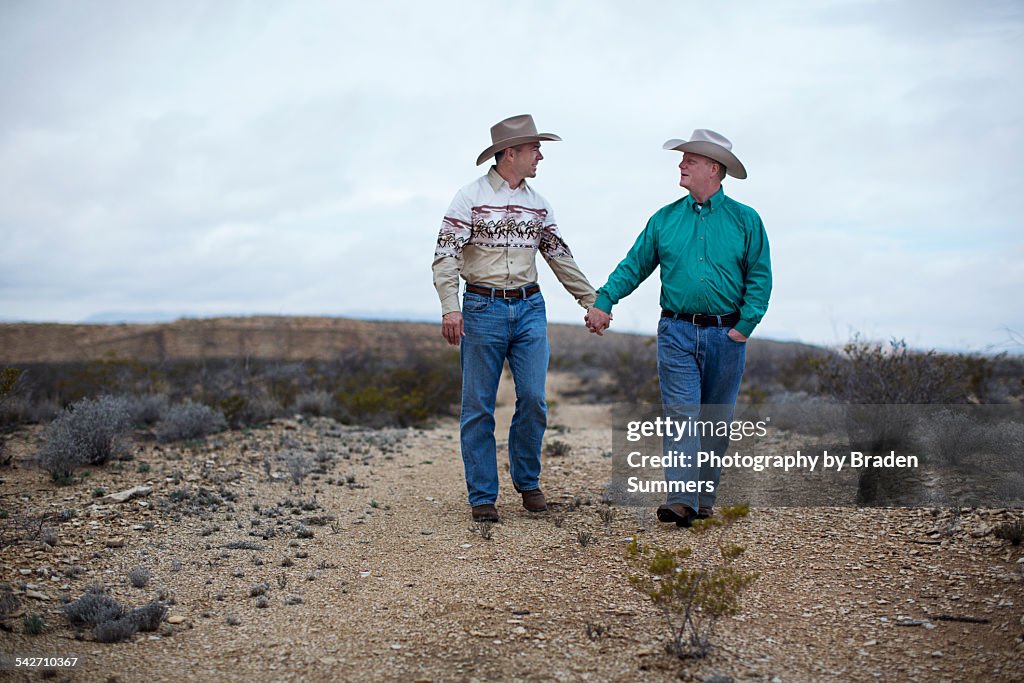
[37,396,133,481]
[155,400,227,442]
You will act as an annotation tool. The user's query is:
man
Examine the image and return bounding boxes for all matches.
[586,129,771,527]
[432,114,601,523]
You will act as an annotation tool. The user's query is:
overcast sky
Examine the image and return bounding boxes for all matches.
[1,0,1022,353]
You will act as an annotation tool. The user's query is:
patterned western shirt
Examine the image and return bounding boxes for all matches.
[432,167,597,315]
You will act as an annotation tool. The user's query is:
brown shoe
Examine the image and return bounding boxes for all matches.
[471,504,500,522]
[697,506,714,520]
[520,489,547,512]
[656,503,697,528]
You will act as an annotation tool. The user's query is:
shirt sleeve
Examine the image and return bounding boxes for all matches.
[734,213,772,337]
[593,215,661,313]
[431,190,473,316]
[538,202,598,309]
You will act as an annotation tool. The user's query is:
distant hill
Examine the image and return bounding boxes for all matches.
[0,315,824,366]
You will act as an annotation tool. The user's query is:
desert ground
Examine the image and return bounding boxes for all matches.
[2,360,1022,682]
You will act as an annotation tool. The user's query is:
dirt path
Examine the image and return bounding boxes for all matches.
[1,372,1022,682]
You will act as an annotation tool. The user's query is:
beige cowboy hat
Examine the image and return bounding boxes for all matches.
[662,129,747,179]
[476,114,562,166]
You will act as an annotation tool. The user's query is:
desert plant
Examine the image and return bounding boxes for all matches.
[92,616,138,642]
[23,612,45,635]
[36,395,133,480]
[295,390,335,417]
[994,520,1024,545]
[154,400,227,442]
[124,394,169,426]
[128,602,167,631]
[63,587,125,627]
[577,530,594,547]
[128,566,151,588]
[627,504,756,659]
[544,439,573,457]
[284,451,313,485]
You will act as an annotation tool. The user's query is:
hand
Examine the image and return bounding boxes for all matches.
[441,311,464,346]
[727,328,748,343]
[584,306,612,336]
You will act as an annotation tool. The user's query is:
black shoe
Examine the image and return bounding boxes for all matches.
[656,503,697,528]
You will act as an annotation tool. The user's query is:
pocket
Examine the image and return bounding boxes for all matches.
[463,293,490,313]
[725,328,747,344]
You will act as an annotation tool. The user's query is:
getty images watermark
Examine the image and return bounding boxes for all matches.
[608,403,1023,507]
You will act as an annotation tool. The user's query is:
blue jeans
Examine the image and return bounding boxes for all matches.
[459,289,549,507]
[657,318,747,512]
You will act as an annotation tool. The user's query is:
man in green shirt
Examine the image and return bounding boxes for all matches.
[586,129,771,527]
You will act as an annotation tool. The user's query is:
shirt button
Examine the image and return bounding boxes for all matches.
[699,236,704,240]
[699,257,704,261]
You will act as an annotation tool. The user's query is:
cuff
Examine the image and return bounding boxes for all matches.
[594,292,614,313]
[733,319,756,337]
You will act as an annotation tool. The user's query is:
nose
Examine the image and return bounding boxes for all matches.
[537,151,543,161]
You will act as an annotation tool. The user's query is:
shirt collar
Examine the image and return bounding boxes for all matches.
[487,166,528,192]
[686,185,725,213]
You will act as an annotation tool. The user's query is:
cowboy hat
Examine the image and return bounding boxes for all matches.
[662,129,747,179]
[476,114,562,166]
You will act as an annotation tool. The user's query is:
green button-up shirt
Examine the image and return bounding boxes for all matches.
[594,187,771,337]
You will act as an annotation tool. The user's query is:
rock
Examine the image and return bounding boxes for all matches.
[105,538,126,548]
[105,486,153,503]
[420,529,434,535]
[24,590,49,600]
[167,615,187,625]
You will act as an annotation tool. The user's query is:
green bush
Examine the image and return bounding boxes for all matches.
[627,504,756,659]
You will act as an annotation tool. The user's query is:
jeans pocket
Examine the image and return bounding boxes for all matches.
[463,293,490,313]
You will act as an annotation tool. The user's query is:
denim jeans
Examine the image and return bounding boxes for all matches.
[459,289,548,507]
[657,317,747,512]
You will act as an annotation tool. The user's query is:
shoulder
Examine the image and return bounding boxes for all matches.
[649,196,689,224]
[720,193,763,225]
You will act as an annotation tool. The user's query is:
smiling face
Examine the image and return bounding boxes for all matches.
[507,142,543,179]
[678,152,720,194]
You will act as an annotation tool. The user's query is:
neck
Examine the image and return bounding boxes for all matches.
[689,181,721,205]
[496,164,524,189]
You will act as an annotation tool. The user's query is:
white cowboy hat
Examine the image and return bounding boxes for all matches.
[476,114,562,166]
[662,129,747,179]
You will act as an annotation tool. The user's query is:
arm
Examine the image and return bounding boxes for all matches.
[432,191,473,345]
[732,214,772,338]
[593,215,661,315]
[538,205,598,309]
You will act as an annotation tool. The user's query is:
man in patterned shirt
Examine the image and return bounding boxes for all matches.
[432,114,602,522]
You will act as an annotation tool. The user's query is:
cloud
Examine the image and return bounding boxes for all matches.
[0,0,1021,352]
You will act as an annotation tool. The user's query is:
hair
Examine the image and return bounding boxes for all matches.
[494,149,506,164]
[716,162,727,181]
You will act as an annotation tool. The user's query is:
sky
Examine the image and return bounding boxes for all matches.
[1,0,1022,353]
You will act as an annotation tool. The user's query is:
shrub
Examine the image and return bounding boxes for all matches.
[124,394,168,426]
[22,613,45,635]
[127,602,167,631]
[37,396,133,480]
[93,616,138,643]
[813,337,990,405]
[627,504,756,659]
[994,520,1024,545]
[154,400,226,443]
[128,566,151,588]
[283,451,313,485]
[295,390,334,417]
[63,587,125,627]
[544,439,573,457]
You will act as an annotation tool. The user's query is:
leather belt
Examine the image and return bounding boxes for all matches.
[661,309,740,327]
[466,283,540,299]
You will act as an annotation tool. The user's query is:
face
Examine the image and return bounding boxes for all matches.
[678,152,719,191]
[508,142,543,178]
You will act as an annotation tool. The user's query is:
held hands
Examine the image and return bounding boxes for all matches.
[584,306,612,336]
[441,311,464,346]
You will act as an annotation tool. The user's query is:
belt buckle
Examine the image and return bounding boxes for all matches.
[691,313,703,327]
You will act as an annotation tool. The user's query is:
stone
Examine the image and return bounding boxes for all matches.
[167,615,187,625]
[104,486,153,504]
